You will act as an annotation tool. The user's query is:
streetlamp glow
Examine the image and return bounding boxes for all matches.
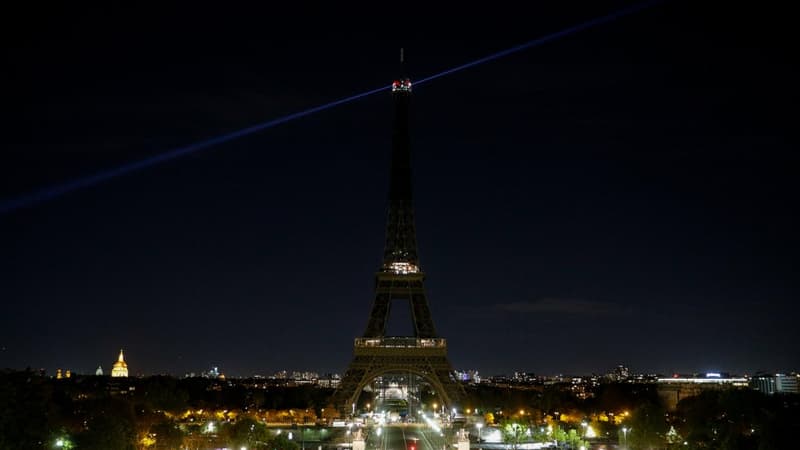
[54,438,73,450]
[476,423,483,442]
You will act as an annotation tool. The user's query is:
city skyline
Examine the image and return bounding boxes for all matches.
[20,348,800,380]
[2,1,798,377]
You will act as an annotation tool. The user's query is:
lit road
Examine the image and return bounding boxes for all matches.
[370,425,447,450]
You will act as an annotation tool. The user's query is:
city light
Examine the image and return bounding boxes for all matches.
[53,437,73,450]
[420,412,442,433]
[388,262,419,274]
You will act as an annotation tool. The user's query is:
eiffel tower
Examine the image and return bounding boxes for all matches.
[330,69,464,413]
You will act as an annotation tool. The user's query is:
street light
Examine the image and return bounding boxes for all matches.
[581,421,588,439]
[622,427,629,448]
[476,423,483,442]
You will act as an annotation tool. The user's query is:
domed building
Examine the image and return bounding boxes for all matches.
[111,349,129,377]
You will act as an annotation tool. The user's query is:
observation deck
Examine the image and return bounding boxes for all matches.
[354,337,447,357]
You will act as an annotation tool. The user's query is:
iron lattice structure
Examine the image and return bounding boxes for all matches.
[330,77,464,412]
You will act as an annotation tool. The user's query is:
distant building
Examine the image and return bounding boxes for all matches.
[657,373,748,410]
[317,373,341,388]
[96,366,104,376]
[203,366,222,379]
[751,373,799,395]
[750,373,776,394]
[777,374,799,393]
[454,370,481,384]
[292,371,319,381]
[513,372,537,383]
[111,349,129,377]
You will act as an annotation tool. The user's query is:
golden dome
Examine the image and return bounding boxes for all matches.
[111,349,129,377]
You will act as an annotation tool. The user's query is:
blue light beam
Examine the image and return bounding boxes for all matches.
[414,0,663,87]
[0,0,662,215]
[0,85,388,215]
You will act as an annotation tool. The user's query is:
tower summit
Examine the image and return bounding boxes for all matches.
[385,68,416,274]
[330,61,463,412]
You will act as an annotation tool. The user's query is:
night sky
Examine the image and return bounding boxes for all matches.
[2,1,797,377]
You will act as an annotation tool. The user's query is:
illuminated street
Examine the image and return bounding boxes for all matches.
[369,425,447,450]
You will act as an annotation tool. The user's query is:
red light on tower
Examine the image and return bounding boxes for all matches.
[392,78,412,92]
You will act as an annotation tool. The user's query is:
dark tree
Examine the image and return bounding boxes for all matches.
[626,400,667,449]
[150,420,185,449]
[75,398,137,450]
[222,417,271,448]
[0,369,54,449]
